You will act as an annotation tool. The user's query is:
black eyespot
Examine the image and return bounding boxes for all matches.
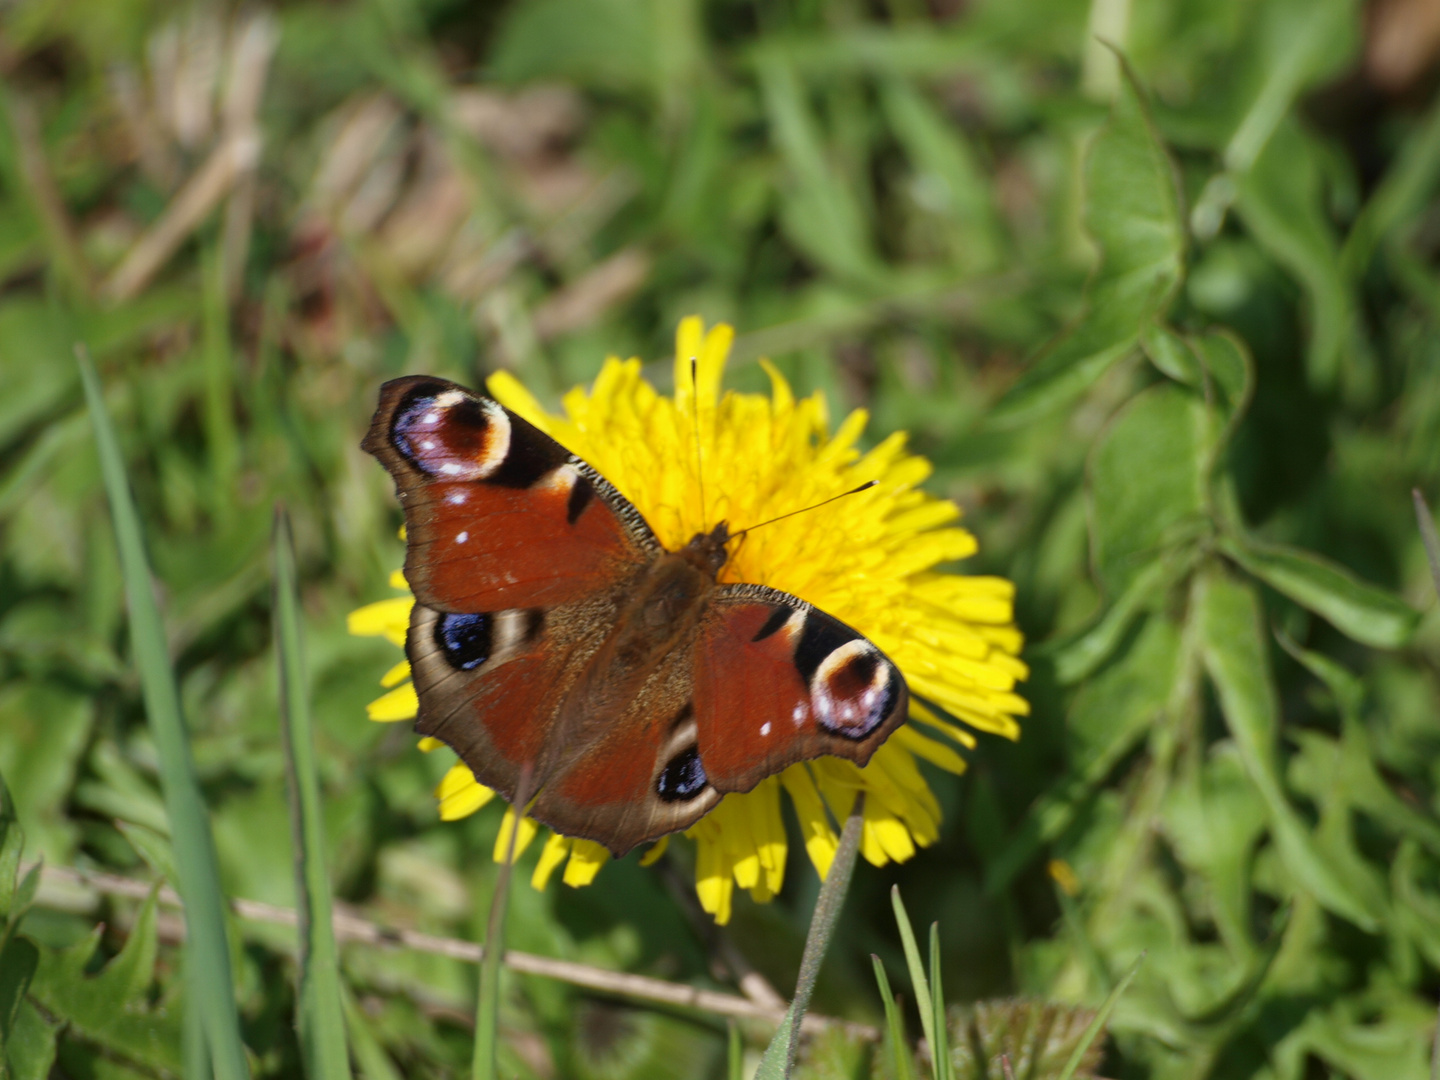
[656,746,708,802]
[391,385,489,473]
[566,475,594,524]
[793,610,855,683]
[815,662,898,740]
[434,612,492,671]
[751,606,792,643]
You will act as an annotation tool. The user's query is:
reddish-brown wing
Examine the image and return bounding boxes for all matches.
[409,595,722,857]
[407,596,614,811]
[363,376,658,613]
[531,644,723,856]
[691,584,910,795]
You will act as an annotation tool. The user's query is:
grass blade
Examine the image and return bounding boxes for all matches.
[927,925,952,1080]
[755,793,867,1079]
[1056,951,1145,1080]
[1414,489,1440,600]
[727,1019,743,1080]
[79,348,250,1080]
[274,507,353,1080]
[871,955,918,1080]
[890,886,934,1058]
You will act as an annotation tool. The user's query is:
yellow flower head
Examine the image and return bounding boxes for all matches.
[348,317,1028,923]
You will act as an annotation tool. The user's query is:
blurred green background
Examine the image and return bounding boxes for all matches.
[2,0,1439,1076]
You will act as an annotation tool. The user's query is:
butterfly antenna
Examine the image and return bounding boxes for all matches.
[690,357,708,526]
[730,480,878,541]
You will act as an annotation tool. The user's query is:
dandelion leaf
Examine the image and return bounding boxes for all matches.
[991,60,1185,425]
[26,886,183,1077]
[1088,385,1207,597]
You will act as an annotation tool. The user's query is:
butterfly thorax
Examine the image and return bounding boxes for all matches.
[678,521,731,578]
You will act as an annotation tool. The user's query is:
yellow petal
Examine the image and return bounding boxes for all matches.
[781,766,839,880]
[892,725,968,775]
[416,736,443,752]
[380,660,411,688]
[436,764,495,820]
[909,701,978,749]
[562,839,610,887]
[487,369,552,431]
[638,836,669,867]
[531,833,572,890]
[348,598,413,645]
[493,808,539,862]
[367,683,418,722]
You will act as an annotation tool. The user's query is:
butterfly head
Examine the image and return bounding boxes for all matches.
[680,521,732,578]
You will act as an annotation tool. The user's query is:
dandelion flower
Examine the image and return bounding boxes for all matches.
[348,317,1027,923]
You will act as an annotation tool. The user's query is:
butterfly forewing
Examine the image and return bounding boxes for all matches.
[363,376,657,613]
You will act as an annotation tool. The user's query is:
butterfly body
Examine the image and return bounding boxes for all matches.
[364,376,909,856]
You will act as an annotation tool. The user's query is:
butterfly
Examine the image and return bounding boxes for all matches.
[363,376,910,857]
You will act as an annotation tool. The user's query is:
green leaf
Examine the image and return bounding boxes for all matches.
[1221,535,1420,649]
[28,885,183,1075]
[928,925,953,1080]
[1413,489,1440,601]
[1162,747,1269,959]
[757,54,881,286]
[2,999,58,1080]
[79,352,250,1080]
[1235,121,1354,391]
[1343,93,1440,276]
[990,58,1184,425]
[1196,569,1384,930]
[274,509,353,1080]
[0,934,38,1046]
[1280,637,1440,859]
[342,988,404,1080]
[871,956,918,1080]
[889,887,934,1059]
[1141,325,1204,388]
[879,77,1000,272]
[1049,557,1184,685]
[1056,952,1143,1080]
[0,770,20,925]
[1089,384,1208,596]
[989,615,1181,895]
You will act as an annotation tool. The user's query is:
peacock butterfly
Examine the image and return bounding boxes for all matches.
[363,375,909,857]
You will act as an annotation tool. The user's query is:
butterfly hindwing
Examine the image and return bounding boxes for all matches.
[533,647,722,856]
[363,376,658,613]
[410,593,721,857]
[692,585,909,795]
[408,591,621,808]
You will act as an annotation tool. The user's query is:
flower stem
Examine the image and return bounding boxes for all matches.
[756,792,866,1079]
[473,765,533,1080]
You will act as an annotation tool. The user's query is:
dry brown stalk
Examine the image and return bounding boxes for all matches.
[35,863,878,1042]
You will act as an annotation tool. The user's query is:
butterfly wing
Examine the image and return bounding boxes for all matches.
[363,376,658,613]
[691,584,909,795]
[410,594,720,856]
[530,642,722,856]
[407,594,614,810]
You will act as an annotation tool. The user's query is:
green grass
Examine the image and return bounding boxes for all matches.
[1,0,1439,1078]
